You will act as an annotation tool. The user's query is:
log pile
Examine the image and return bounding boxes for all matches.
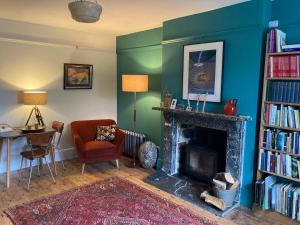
[200,172,239,211]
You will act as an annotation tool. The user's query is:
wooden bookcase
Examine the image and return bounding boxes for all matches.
[257,50,300,183]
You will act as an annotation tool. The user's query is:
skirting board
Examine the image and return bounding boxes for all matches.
[0,147,76,174]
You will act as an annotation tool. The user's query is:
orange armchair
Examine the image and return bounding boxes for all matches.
[70,119,125,173]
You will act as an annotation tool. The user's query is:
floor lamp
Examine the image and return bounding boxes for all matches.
[22,91,48,127]
[122,74,148,168]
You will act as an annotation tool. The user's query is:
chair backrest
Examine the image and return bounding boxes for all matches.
[71,119,116,142]
[27,131,55,153]
[52,121,64,147]
[52,121,64,133]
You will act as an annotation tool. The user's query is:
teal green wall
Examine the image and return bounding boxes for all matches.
[271,0,300,44]
[116,28,163,148]
[162,0,270,207]
[116,0,300,208]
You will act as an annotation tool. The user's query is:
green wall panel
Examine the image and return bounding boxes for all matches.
[117,28,163,148]
[161,0,270,207]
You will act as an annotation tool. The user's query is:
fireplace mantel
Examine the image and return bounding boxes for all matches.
[152,107,251,122]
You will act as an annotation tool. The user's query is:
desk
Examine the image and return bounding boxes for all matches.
[0,128,57,188]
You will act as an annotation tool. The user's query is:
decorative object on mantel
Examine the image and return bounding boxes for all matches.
[122,74,148,168]
[22,91,47,131]
[170,99,177,109]
[163,90,172,108]
[64,63,93,89]
[68,0,102,23]
[182,41,224,103]
[138,141,158,169]
[224,99,238,116]
[186,94,192,111]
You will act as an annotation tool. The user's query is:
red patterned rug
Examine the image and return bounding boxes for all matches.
[5,177,218,225]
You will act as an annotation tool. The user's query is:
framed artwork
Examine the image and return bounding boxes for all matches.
[64,63,93,89]
[182,41,224,102]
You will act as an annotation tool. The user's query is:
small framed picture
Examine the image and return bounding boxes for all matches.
[170,99,177,109]
[64,63,93,89]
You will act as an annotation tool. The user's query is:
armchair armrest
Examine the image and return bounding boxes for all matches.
[72,133,85,159]
[113,129,125,155]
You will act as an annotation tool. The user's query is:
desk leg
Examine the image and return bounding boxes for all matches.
[0,139,3,161]
[6,138,11,188]
[49,145,57,176]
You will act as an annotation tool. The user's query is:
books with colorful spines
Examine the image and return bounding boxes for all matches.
[275,29,287,53]
[263,175,277,210]
[290,55,298,77]
[282,44,300,52]
[294,110,300,129]
[268,29,276,53]
[291,157,299,178]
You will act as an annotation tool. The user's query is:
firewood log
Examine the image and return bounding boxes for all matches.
[200,191,227,211]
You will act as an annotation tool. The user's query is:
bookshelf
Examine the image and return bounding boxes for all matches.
[256,29,300,221]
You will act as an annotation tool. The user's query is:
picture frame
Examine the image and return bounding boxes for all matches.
[64,63,93,89]
[182,41,224,102]
[170,99,177,109]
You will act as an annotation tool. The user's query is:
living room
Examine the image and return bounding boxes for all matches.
[0,0,299,224]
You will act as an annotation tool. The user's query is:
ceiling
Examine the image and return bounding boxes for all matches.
[0,0,248,36]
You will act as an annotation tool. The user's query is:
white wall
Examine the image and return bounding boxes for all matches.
[0,19,117,173]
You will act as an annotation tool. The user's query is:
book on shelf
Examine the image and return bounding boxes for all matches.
[255,176,300,221]
[259,149,299,178]
[268,81,300,103]
[268,29,286,53]
[264,104,300,129]
[262,129,300,154]
[282,44,300,52]
[267,55,300,78]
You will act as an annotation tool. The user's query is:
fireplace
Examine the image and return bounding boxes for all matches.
[183,145,218,182]
[146,107,249,216]
[179,126,227,182]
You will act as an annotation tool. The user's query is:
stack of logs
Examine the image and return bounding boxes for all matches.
[200,172,239,211]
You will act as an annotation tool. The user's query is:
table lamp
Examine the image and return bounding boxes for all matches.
[22,91,47,127]
[122,74,148,167]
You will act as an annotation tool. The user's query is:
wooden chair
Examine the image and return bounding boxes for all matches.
[52,121,65,174]
[19,131,56,190]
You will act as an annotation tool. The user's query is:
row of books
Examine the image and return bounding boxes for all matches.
[255,176,300,220]
[268,81,300,103]
[267,55,300,78]
[264,104,300,129]
[262,129,300,154]
[259,149,300,178]
[268,29,286,53]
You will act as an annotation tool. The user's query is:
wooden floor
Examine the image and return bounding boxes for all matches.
[0,159,298,225]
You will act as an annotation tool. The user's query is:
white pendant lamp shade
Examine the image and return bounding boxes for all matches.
[68,0,102,23]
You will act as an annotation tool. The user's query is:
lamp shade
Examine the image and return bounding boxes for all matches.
[122,75,148,92]
[22,91,48,105]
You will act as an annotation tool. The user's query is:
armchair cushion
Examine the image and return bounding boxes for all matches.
[95,124,116,141]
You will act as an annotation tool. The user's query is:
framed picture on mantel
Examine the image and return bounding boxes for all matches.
[64,63,93,89]
[182,41,224,102]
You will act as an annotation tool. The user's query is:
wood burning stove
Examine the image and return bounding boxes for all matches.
[184,144,218,182]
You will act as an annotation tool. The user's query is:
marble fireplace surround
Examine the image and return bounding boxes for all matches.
[153,107,249,205]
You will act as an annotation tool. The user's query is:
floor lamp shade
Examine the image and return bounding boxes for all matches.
[122,75,148,92]
[22,91,48,105]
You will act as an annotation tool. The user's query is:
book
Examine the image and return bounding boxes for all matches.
[282,44,300,52]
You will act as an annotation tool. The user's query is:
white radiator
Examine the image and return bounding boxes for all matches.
[121,129,146,158]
